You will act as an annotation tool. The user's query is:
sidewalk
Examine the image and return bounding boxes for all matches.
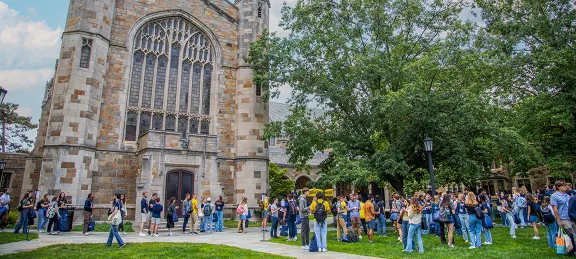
[0,229,378,259]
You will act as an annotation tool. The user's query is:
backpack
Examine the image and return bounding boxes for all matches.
[289,200,298,216]
[541,205,556,224]
[314,201,328,223]
[309,233,319,252]
[346,232,359,243]
[236,204,245,215]
[439,206,450,222]
[204,203,212,216]
[331,203,339,216]
[517,196,527,208]
[46,204,57,219]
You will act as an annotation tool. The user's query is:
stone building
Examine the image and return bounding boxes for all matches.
[16,0,272,222]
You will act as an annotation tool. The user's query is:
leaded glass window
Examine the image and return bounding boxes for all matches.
[80,38,93,68]
[124,17,214,141]
[200,120,209,134]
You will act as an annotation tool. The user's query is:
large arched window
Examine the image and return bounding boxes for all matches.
[125,17,214,141]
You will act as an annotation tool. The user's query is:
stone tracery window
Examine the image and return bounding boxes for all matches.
[125,17,214,141]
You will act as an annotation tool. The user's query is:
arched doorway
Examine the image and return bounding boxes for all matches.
[296,176,312,190]
[165,170,194,217]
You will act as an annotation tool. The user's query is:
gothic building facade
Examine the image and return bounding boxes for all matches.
[19,0,271,221]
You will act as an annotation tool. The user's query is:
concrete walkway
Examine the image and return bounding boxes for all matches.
[0,230,379,259]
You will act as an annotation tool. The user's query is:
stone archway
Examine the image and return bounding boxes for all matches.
[295,175,313,189]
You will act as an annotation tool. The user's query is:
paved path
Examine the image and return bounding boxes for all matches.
[0,230,379,259]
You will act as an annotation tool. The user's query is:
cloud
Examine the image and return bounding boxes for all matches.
[0,1,62,70]
[0,68,53,92]
[269,0,296,37]
[16,106,33,117]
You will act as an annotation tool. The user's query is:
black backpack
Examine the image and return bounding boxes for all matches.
[541,205,555,224]
[346,232,359,243]
[331,202,339,216]
[314,201,328,223]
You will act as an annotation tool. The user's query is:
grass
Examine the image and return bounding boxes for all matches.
[0,232,39,244]
[223,219,270,229]
[0,243,293,259]
[71,222,134,232]
[270,221,562,259]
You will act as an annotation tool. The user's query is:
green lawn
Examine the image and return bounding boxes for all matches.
[0,243,293,259]
[223,219,270,229]
[71,222,134,232]
[0,232,38,244]
[270,223,561,258]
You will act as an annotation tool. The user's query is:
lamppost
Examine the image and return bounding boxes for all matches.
[0,86,7,104]
[424,138,436,197]
[0,86,7,153]
[0,159,6,190]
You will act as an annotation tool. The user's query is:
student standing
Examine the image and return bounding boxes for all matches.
[391,194,403,239]
[347,194,362,239]
[203,198,215,234]
[139,192,149,236]
[299,189,310,249]
[182,193,191,234]
[406,197,424,253]
[400,199,413,250]
[336,195,349,241]
[270,198,280,238]
[360,198,368,236]
[480,195,493,245]
[262,194,270,233]
[541,196,557,248]
[310,192,330,252]
[440,194,456,247]
[116,194,127,235]
[375,195,387,237]
[456,193,470,243]
[526,193,540,240]
[0,188,10,231]
[422,194,433,235]
[465,192,482,249]
[151,197,163,237]
[497,192,509,227]
[83,193,94,235]
[13,192,33,234]
[147,193,157,235]
[551,181,576,245]
[365,194,380,243]
[502,194,517,238]
[237,197,248,233]
[106,196,126,248]
[190,193,199,235]
[283,194,299,241]
[46,196,60,235]
[166,197,178,236]
[215,196,225,232]
[36,194,50,233]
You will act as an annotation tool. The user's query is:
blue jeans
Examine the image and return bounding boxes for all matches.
[200,217,205,231]
[423,213,432,234]
[377,214,387,236]
[13,211,29,233]
[216,211,224,232]
[458,214,469,241]
[38,208,47,231]
[545,222,558,248]
[107,225,125,247]
[506,212,516,236]
[468,214,482,247]
[287,216,297,239]
[204,215,213,233]
[517,207,527,226]
[406,223,424,253]
[500,211,508,226]
[483,228,492,243]
[346,215,351,228]
[402,220,414,250]
[183,215,190,232]
[314,222,327,249]
[271,217,279,237]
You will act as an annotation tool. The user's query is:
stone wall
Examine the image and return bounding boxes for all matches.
[0,153,29,208]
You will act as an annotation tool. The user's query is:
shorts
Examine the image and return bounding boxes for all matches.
[351,216,361,227]
[141,213,148,222]
[262,210,269,218]
[368,220,377,230]
[239,215,247,220]
[529,215,538,223]
[152,217,160,225]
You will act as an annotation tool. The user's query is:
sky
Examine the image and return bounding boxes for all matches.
[0,0,295,144]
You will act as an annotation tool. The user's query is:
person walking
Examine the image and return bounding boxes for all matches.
[182,193,191,235]
[166,197,178,236]
[299,189,310,249]
[203,198,215,234]
[310,192,330,252]
[466,192,482,249]
[270,198,280,238]
[336,195,349,242]
[151,197,163,237]
[456,193,470,243]
[13,192,33,234]
[147,193,157,235]
[117,194,127,235]
[83,193,94,235]
[406,197,424,253]
[365,194,380,243]
[36,194,50,233]
[106,195,126,248]
[139,192,149,236]
[237,197,248,233]
[375,195,387,237]
[189,193,199,235]
[215,196,225,232]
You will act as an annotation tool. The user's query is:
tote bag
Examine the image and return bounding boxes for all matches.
[558,228,568,255]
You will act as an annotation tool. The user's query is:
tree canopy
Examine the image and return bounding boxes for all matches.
[0,102,38,153]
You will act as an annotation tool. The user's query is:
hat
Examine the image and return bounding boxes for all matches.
[207,198,212,202]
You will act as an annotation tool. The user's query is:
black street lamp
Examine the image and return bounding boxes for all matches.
[0,86,7,104]
[0,159,6,189]
[424,138,436,197]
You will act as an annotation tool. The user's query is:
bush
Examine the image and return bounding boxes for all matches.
[6,210,18,226]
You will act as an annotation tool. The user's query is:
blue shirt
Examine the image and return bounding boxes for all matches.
[551,192,570,220]
[152,203,163,218]
[141,198,148,213]
[456,202,466,214]
[215,201,224,211]
[347,200,360,217]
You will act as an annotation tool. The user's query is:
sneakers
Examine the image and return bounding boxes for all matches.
[119,243,126,249]
[533,236,540,240]
[483,242,492,245]
[305,245,310,250]
[83,232,89,236]
[512,235,517,239]
[138,232,146,237]
[122,232,127,235]
[286,238,293,241]
[469,246,477,249]
[358,235,362,239]
[465,240,469,243]
[38,230,43,233]
[449,244,455,248]
[168,233,173,236]
[301,246,307,250]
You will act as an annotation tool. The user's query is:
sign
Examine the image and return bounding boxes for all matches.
[307,189,334,197]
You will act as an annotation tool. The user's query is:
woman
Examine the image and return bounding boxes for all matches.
[166,197,178,236]
[502,194,517,238]
[526,193,540,239]
[215,196,225,232]
[406,197,424,253]
[46,196,60,235]
[117,194,127,235]
[200,198,207,232]
[432,195,440,237]
[106,194,126,248]
[497,192,509,227]
[391,194,403,240]
[13,192,33,234]
[456,193,469,243]
[422,194,433,235]
[541,196,557,248]
[440,194,455,247]
[261,194,269,233]
[237,197,249,233]
[465,192,482,249]
[480,195,493,245]
[37,194,50,233]
[400,199,413,250]
[57,192,67,232]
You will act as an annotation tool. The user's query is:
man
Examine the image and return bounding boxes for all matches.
[546,184,556,197]
[299,188,310,249]
[270,198,280,238]
[0,188,10,230]
[283,194,299,241]
[568,183,576,196]
[13,191,33,234]
[335,195,348,242]
[375,194,387,237]
[182,193,192,234]
[552,180,576,255]
[147,193,157,235]
[139,192,148,236]
[310,191,330,252]
[262,194,270,233]
[190,193,199,235]
[364,194,379,243]
[347,194,362,239]
[83,193,94,235]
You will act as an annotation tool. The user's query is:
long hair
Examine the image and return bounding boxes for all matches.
[440,194,452,208]
[58,192,67,203]
[542,196,551,207]
[466,192,478,206]
[169,197,176,204]
[410,197,422,213]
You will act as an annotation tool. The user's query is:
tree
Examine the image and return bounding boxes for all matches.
[250,0,530,194]
[0,102,37,153]
[268,162,295,200]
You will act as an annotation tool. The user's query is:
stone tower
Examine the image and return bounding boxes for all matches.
[234,0,270,205]
[38,0,116,203]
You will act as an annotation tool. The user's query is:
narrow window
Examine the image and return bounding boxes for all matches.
[178,117,188,136]
[189,119,199,134]
[201,65,212,115]
[79,38,93,68]
[125,111,138,141]
[152,113,163,130]
[200,120,209,134]
[258,3,263,18]
[165,115,176,131]
[139,112,151,136]
[256,83,262,97]
[270,137,275,146]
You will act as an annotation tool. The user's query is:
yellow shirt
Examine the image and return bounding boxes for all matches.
[263,198,269,209]
[340,201,348,214]
[310,198,330,217]
[192,198,198,214]
[360,202,365,219]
